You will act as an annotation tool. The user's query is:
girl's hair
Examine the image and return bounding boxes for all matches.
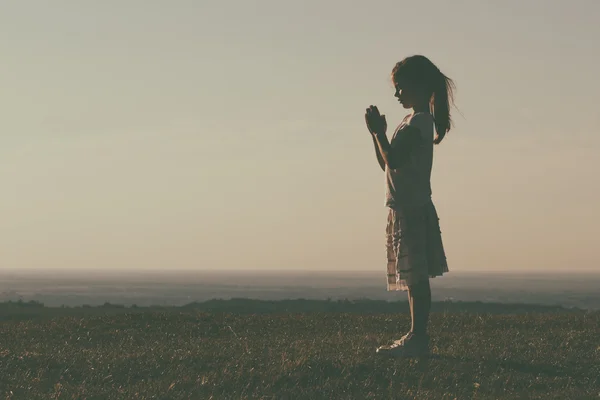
[391,55,455,144]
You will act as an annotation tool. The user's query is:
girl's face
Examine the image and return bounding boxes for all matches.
[394,80,427,110]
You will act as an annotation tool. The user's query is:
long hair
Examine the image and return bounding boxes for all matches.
[391,55,455,144]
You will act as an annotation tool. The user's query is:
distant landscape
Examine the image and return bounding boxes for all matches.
[1,270,598,310]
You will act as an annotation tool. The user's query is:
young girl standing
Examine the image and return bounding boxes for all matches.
[365,55,454,357]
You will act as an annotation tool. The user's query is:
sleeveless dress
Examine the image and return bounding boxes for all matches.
[385,112,449,291]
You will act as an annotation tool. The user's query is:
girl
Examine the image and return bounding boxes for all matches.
[365,55,454,357]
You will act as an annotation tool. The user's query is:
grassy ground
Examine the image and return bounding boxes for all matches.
[1,308,599,399]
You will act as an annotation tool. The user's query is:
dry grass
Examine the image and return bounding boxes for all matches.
[1,307,599,399]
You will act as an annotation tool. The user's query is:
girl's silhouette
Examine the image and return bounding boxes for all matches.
[365,55,455,357]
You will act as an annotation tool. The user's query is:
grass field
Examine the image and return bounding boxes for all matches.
[1,303,599,399]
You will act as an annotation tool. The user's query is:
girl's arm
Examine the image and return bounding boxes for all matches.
[371,135,386,171]
[374,127,421,170]
[366,105,418,170]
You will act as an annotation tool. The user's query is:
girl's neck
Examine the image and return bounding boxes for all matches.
[412,102,430,114]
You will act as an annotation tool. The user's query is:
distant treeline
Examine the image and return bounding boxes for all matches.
[0,298,586,322]
[179,298,584,314]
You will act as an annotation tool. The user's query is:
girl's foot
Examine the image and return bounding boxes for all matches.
[376,332,430,358]
[393,331,412,345]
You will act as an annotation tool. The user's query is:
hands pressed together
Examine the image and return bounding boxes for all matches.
[365,105,387,137]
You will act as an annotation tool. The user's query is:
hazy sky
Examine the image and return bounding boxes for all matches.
[1,0,599,274]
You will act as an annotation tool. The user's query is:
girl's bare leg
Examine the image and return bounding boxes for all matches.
[408,279,431,335]
[378,280,431,356]
[407,292,413,330]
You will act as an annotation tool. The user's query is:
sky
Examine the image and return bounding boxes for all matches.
[1,0,599,273]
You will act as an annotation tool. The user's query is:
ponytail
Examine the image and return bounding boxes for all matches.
[431,72,455,144]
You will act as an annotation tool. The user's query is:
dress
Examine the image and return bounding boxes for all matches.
[384,112,449,291]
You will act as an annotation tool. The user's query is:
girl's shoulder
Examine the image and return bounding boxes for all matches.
[395,113,432,133]
[407,112,433,125]
[407,112,434,138]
